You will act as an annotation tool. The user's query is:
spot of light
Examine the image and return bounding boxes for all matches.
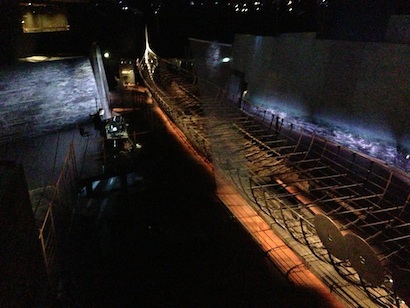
[222,57,230,63]
[104,52,110,59]
[121,69,133,74]
[19,55,80,63]
[320,0,329,7]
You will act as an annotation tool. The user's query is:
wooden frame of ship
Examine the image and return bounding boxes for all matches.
[138,32,410,307]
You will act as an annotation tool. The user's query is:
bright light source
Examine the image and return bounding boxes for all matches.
[103,52,110,59]
[222,57,230,63]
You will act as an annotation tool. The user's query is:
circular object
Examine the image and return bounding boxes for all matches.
[345,233,385,286]
[313,214,348,260]
[393,268,410,304]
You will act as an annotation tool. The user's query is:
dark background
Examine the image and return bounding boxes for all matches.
[1,0,409,65]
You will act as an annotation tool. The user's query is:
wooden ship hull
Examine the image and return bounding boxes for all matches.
[139,43,410,307]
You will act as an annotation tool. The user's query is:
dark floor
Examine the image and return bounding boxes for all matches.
[64,108,334,307]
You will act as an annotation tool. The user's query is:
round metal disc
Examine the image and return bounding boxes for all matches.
[393,268,410,303]
[313,214,348,260]
[345,233,385,286]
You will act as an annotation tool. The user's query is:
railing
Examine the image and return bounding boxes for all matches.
[36,142,78,293]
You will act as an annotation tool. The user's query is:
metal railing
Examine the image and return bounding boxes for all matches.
[36,142,78,292]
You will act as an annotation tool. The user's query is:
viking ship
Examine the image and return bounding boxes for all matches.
[139,30,410,307]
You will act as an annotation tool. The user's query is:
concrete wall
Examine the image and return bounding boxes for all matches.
[0,57,98,143]
[189,38,238,107]
[230,34,410,148]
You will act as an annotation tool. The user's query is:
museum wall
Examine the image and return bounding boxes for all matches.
[0,57,98,143]
[231,34,410,148]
